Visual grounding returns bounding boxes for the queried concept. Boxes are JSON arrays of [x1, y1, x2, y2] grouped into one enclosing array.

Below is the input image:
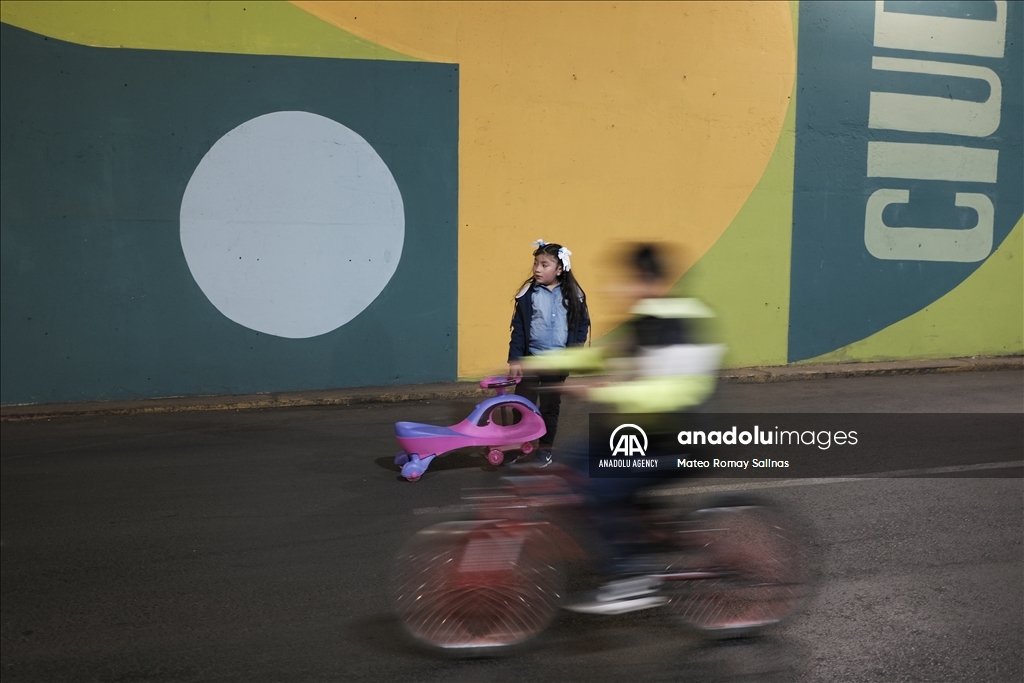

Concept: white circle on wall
[[179, 111, 404, 339]]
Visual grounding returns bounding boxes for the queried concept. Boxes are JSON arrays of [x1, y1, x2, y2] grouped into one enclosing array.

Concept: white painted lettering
[[867, 142, 998, 183], [870, 57, 1001, 137], [873, 0, 1006, 58], [865, 189, 994, 262]]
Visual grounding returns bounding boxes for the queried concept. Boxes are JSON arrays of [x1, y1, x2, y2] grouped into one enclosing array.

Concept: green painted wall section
[[811, 219, 1023, 364], [671, 0, 797, 368], [674, 96, 795, 368], [0, 1, 416, 60]]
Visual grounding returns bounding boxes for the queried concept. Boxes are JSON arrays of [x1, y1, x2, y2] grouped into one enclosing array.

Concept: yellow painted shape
[[0, 0, 415, 60], [809, 219, 1024, 363], [292, 1, 796, 377]]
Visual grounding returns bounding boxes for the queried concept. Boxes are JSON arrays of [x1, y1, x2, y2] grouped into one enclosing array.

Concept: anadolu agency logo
[[609, 424, 648, 457]]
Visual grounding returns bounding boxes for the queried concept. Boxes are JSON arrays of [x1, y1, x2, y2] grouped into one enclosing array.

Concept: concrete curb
[[2, 355, 1020, 422], [718, 355, 1022, 383]]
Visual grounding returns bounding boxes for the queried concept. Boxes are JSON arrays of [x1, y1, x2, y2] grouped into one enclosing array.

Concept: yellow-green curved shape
[[0, 1, 416, 60], [669, 1, 799, 369], [672, 86, 797, 368], [809, 219, 1023, 364]]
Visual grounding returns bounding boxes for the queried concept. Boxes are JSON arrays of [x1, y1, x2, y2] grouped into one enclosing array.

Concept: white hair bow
[[532, 239, 548, 248], [558, 246, 572, 271]]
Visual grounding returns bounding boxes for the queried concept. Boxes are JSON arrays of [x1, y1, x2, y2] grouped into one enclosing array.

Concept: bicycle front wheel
[[391, 520, 565, 655]]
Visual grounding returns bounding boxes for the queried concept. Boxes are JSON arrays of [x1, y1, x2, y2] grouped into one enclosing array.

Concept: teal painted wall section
[[0, 24, 458, 404], [789, 1, 1022, 362]]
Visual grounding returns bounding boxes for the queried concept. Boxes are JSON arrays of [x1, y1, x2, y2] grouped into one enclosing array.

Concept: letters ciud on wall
[[867, 0, 1009, 262]]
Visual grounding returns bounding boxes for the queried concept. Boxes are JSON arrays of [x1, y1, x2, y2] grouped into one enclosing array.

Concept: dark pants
[[516, 373, 567, 447], [560, 435, 704, 577]]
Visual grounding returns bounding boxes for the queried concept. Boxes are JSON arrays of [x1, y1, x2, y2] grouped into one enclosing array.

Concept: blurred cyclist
[[521, 242, 725, 613]]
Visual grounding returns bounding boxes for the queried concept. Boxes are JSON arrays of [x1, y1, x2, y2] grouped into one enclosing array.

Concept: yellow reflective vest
[[525, 297, 725, 413]]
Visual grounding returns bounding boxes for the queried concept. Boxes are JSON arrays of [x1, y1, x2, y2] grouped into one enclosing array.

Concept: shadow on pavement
[[374, 448, 530, 479], [357, 603, 810, 683]]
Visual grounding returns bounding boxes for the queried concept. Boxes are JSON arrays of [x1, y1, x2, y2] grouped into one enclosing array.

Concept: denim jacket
[[508, 282, 590, 362]]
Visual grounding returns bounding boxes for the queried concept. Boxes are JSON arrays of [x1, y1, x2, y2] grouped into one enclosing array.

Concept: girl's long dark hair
[[515, 243, 589, 343]]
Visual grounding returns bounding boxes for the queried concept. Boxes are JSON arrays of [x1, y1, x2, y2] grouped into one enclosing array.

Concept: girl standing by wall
[[508, 240, 590, 465]]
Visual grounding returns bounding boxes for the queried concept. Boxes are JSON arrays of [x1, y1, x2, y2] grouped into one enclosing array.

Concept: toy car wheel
[[394, 451, 410, 466], [405, 471, 422, 482], [486, 449, 505, 466], [520, 442, 534, 455]]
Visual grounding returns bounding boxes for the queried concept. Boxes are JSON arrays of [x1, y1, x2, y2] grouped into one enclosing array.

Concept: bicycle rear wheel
[[391, 521, 565, 655], [665, 500, 811, 635]]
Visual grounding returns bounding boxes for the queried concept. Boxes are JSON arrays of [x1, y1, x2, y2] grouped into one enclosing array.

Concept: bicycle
[[390, 468, 813, 656]]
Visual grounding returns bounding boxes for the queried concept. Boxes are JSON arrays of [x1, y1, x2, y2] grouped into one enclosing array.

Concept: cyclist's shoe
[[564, 575, 666, 615]]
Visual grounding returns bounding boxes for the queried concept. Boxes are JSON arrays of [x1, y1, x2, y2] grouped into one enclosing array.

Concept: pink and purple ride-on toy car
[[393, 377, 547, 481]]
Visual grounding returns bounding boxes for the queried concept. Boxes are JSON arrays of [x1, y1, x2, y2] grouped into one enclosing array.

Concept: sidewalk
[[2, 355, 1020, 421]]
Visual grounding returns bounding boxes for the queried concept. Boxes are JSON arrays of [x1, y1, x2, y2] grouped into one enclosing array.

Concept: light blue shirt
[[528, 283, 569, 355]]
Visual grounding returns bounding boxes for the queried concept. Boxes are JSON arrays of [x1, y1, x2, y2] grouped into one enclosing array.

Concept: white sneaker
[[564, 576, 667, 615]]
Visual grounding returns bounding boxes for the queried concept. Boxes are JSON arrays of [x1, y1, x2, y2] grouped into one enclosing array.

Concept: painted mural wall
[[0, 1, 1020, 405]]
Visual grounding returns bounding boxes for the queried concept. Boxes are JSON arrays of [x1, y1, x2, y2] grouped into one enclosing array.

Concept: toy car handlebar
[[480, 376, 521, 392]]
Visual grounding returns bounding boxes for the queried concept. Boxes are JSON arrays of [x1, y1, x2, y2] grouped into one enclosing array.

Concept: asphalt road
[[2, 371, 1022, 682]]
